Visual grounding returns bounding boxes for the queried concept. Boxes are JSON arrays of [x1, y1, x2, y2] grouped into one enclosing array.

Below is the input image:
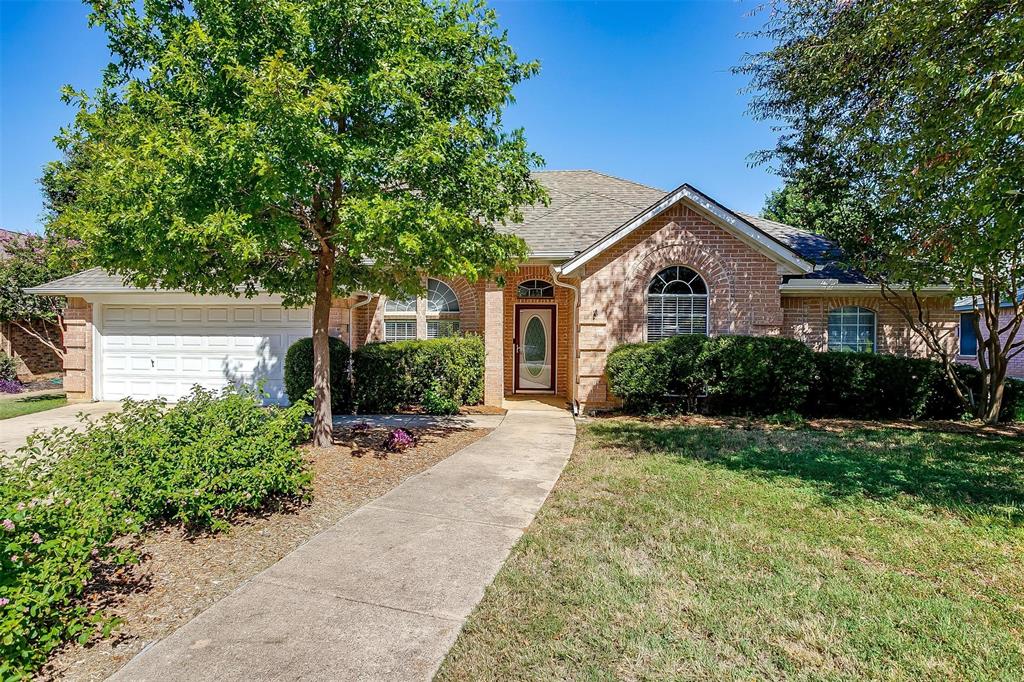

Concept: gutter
[[549, 266, 581, 416], [779, 280, 954, 296]]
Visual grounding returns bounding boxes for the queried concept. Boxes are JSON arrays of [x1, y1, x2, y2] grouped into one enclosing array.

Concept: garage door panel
[[100, 304, 312, 405]]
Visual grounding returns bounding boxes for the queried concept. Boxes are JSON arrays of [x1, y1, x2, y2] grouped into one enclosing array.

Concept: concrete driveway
[[0, 401, 122, 455]]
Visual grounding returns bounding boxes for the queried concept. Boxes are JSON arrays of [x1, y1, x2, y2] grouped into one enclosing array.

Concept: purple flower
[[382, 428, 417, 453], [0, 598, 9, 607], [31, 533, 42, 544], [1, 519, 13, 532], [0, 380, 22, 394]]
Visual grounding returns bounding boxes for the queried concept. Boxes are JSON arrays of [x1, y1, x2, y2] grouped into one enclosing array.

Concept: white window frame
[[383, 278, 461, 341], [645, 266, 710, 342], [827, 306, 877, 353]]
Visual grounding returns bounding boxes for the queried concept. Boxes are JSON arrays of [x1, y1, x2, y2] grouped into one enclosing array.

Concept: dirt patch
[[40, 425, 489, 682]]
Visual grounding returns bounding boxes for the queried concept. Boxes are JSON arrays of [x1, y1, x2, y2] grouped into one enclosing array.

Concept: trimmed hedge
[[353, 336, 484, 414], [284, 337, 352, 414], [606, 334, 1024, 421]]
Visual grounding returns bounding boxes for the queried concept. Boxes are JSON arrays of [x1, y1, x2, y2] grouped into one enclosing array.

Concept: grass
[[0, 393, 67, 420], [437, 417, 1024, 681]]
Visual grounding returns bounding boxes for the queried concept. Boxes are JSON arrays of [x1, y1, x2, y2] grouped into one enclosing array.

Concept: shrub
[[422, 381, 461, 415], [605, 342, 673, 412], [382, 427, 417, 452], [353, 336, 484, 413], [0, 386, 311, 678], [0, 351, 16, 382], [698, 336, 816, 416], [0, 379, 22, 394], [806, 353, 947, 420], [283, 337, 352, 414]]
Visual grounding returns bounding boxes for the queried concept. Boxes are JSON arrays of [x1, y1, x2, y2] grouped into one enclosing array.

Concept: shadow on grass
[[15, 393, 66, 404], [589, 420, 1024, 524]]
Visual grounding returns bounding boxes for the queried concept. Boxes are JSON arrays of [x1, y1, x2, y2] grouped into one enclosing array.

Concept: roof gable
[[555, 183, 815, 276]]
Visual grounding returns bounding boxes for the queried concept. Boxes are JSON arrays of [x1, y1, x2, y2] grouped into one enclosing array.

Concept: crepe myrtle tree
[[50, 0, 545, 445], [741, 0, 1024, 423], [0, 232, 86, 362]]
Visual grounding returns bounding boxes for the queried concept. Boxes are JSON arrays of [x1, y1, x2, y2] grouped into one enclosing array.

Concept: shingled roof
[[499, 170, 666, 257]]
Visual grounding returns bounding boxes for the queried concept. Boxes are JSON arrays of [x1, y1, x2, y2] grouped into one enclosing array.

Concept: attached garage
[[25, 268, 333, 405], [96, 302, 311, 404]]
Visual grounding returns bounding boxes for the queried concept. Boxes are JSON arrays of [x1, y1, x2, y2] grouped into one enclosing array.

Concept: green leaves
[[54, 0, 544, 302], [0, 387, 312, 677]]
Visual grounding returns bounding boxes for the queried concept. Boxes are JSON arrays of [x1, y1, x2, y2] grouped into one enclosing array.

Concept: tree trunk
[[311, 245, 336, 447], [978, 356, 1007, 425]]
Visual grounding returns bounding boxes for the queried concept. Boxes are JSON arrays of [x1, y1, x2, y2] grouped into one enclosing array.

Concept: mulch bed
[[39, 425, 490, 682]]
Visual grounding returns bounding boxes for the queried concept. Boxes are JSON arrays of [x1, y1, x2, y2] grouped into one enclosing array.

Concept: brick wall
[[956, 309, 1024, 379], [501, 265, 572, 398], [781, 295, 958, 357], [0, 320, 63, 380], [62, 297, 93, 402], [575, 201, 785, 409]]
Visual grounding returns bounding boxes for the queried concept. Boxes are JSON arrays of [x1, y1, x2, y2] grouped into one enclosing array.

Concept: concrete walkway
[[0, 401, 121, 454], [112, 398, 576, 682]]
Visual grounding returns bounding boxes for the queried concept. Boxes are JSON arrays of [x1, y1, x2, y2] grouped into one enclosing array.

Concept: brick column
[[482, 280, 504, 407], [63, 297, 93, 402]]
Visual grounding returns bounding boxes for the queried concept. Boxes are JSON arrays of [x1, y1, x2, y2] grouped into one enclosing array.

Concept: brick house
[[30, 170, 973, 412], [953, 292, 1024, 379]]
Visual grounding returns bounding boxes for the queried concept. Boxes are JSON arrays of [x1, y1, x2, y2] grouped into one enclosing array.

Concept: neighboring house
[[28, 170, 961, 412], [953, 291, 1024, 379], [0, 228, 64, 381]]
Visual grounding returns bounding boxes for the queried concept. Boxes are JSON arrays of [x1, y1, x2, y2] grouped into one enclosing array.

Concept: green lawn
[[438, 417, 1024, 681], [0, 394, 67, 420]]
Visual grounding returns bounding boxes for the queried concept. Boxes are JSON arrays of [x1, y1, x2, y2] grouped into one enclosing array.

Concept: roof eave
[[555, 183, 814, 277], [780, 280, 954, 296]]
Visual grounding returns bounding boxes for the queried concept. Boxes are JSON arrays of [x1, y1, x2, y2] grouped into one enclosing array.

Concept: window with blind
[[827, 307, 876, 352], [646, 266, 709, 341], [427, 320, 461, 338], [384, 320, 416, 341]]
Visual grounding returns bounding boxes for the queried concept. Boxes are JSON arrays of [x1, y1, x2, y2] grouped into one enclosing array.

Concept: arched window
[[647, 266, 709, 341], [426, 279, 460, 338], [517, 279, 554, 299], [384, 295, 416, 313], [426, 279, 460, 313], [828, 306, 876, 352]]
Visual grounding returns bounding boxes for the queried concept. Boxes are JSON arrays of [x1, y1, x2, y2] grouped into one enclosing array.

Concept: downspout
[[550, 266, 581, 416]]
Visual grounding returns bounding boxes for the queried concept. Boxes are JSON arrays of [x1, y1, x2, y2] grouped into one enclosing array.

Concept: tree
[[51, 0, 545, 445], [741, 0, 1024, 423], [0, 232, 87, 361], [761, 177, 868, 237]]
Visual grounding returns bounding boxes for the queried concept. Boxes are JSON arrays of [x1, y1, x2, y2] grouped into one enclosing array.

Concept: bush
[[353, 336, 484, 413], [283, 337, 352, 414], [806, 352, 948, 420], [606, 334, 1024, 423], [698, 336, 816, 415], [0, 351, 16, 382], [0, 386, 311, 678], [605, 342, 673, 412]]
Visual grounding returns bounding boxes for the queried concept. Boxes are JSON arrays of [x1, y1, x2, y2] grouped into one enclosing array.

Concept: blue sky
[[0, 0, 780, 234]]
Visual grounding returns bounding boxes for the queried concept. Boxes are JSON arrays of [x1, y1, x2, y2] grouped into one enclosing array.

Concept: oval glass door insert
[[524, 315, 547, 377]]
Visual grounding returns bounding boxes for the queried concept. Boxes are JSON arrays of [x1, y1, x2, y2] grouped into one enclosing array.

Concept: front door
[[515, 305, 555, 392]]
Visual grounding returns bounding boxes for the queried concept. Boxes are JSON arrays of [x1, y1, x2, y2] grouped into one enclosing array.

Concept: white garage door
[[98, 304, 312, 404]]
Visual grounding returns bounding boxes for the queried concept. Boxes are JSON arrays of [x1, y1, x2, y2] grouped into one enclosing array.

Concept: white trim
[[92, 302, 103, 401], [780, 280, 953, 296], [826, 305, 878, 354], [556, 184, 814, 276], [78, 292, 297, 306]]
